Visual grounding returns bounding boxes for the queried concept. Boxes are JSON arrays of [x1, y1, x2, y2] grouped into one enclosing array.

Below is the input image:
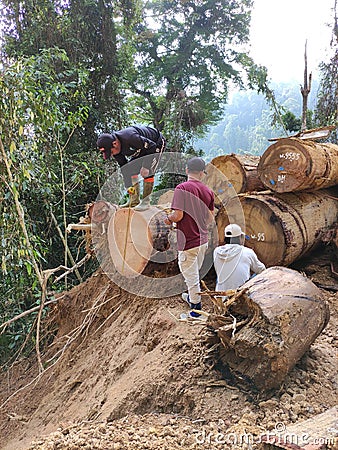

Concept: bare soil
[[0, 244, 337, 450]]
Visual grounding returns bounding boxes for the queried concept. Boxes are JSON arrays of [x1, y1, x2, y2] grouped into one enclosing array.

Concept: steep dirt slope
[[0, 247, 337, 450]]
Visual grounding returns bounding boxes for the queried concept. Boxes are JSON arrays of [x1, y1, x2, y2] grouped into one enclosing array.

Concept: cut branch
[[0, 299, 57, 332], [50, 209, 82, 282]]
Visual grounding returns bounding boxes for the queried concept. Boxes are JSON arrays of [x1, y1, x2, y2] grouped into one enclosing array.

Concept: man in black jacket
[[97, 125, 166, 210]]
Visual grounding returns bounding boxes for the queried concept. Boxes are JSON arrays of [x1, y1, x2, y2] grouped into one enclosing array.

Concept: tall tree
[[129, 0, 261, 149], [0, 0, 137, 138], [1, 0, 266, 150], [315, 0, 338, 143]]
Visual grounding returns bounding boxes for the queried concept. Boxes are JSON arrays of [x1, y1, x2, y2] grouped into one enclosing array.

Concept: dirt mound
[[0, 246, 337, 450]]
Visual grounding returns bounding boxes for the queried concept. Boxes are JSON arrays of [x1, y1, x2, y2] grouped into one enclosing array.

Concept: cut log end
[[258, 138, 338, 193], [206, 267, 329, 391], [205, 154, 265, 202], [107, 206, 173, 278], [216, 190, 338, 267], [208, 154, 247, 193]]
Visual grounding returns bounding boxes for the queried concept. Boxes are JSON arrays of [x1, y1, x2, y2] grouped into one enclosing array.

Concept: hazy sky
[[249, 0, 335, 82]]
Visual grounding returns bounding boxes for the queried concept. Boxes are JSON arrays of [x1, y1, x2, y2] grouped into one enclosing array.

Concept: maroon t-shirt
[[171, 179, 214, 251]]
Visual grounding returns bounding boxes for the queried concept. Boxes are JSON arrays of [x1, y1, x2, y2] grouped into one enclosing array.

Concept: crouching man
[[213, 223, 266, 291]]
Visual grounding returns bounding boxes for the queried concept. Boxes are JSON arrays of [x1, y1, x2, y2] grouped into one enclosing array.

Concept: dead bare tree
[[301, 40, 312, 131]]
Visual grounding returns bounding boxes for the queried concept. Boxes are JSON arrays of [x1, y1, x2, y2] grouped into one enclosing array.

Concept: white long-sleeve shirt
[[213, 244, 266, 291]]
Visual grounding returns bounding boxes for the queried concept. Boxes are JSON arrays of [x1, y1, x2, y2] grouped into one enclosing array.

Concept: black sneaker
[[188, 310, 202, 318], [181, 293, 202, 317]]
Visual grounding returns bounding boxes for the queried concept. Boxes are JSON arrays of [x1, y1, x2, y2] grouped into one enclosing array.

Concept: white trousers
[[178, 243, 208, 304]]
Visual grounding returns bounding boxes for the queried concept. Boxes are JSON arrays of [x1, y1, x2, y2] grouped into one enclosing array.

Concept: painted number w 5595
[[279, 152, 300, 161]]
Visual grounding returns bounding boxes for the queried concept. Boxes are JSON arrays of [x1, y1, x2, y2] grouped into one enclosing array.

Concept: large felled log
[[205, 154, 265, 204], [258, 138, 338, 192], [207, 267, 330, 391], [107, 206, 174, 277], [215, 189, 338, 267]]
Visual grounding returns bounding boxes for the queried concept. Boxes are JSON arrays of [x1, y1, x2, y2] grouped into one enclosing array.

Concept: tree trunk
[[215, 189, 338, 266], [205, 154, 265, 205], [258, 138, 338, 192], [301, 40, 312, 132], [207, 267, 329, 391], [107, 206, 173, 277]]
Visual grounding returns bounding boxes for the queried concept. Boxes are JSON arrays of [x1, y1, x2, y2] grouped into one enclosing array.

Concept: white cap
[[224, 223, 245, 237]]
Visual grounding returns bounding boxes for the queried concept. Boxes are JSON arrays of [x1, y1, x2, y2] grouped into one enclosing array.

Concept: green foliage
[[0, 0, 268, 151], [0, 0, 137, 362], [281, 110, 315, 134], [0, 0, 136, 136], [281, 111, 302, 133], [0, 49, 99, 362], [127, 0, 262, 150]]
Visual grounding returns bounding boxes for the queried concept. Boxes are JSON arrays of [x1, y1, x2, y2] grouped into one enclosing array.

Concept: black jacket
[[113, 126, 165, 169]]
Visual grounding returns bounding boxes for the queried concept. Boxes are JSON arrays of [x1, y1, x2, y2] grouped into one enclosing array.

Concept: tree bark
[[258, 138, 338, 192], [215, 189, 338, 266], [207, 267, 329, 391]]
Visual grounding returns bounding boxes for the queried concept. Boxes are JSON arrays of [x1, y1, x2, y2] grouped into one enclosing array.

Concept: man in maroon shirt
[[164, 157, 214, 318]]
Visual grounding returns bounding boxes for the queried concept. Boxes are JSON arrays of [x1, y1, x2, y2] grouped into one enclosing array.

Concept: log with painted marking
[[205, 154, 265, 205], [258, 138, 338, 192], [215, 189, 338, 267]]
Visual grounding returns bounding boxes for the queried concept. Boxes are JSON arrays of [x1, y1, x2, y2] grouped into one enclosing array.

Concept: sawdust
[[0, 245, 337, 450]]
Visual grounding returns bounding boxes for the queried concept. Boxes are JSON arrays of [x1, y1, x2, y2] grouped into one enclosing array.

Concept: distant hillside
[[197, 80, 319, 159]]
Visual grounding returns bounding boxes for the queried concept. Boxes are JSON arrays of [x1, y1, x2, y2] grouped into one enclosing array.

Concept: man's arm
[[250, 251, 266, 274], [164, 184, 187, 225], [164, 209, 184, 225], [113, 152, 128, 167], [206, 208, 215, 227]]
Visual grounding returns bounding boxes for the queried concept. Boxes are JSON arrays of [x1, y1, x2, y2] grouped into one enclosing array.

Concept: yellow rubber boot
[[120, 179, 140, 208]]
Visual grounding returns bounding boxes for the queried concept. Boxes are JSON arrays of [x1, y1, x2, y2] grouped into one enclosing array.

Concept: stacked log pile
[[214, 138, 338, 267], [69, 138, 337, 273], [216, 189, 338, 267]]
